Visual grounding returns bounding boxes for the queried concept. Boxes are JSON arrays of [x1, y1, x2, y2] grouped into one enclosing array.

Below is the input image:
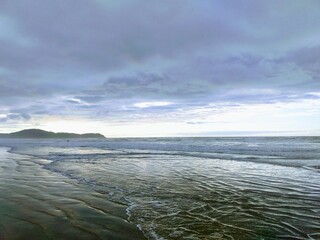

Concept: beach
[[2, 1, 319, 239], [0, 137, 320, 239], [0, 146, 145, 240]]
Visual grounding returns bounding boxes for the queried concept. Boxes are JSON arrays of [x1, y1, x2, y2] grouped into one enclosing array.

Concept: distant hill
[[0, 129, 105, 139]]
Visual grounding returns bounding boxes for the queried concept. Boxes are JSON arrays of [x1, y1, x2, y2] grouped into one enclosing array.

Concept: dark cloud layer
[[0, 0, 320, 130]]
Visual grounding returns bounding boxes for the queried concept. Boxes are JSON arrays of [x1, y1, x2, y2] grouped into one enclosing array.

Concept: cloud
[[133, 101, 174, 109], [0, 113, 31, 123], [0, 0, 320, 134]]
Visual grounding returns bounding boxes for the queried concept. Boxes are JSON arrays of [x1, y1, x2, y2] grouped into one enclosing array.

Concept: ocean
[[0, 137, 319, 239]]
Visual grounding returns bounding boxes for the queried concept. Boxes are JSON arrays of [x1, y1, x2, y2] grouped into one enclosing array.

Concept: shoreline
[[1, 138, 319, 239], [0, 147, 146, 240]]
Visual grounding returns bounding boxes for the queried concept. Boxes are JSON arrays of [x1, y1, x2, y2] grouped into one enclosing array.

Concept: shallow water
[[0, 137, 320, 239], [0, 147, 144, 240]]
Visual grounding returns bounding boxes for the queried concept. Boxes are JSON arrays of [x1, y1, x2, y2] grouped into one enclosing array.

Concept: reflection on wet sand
[[1, 137, 320, 240], [0, 147, 145, 240]]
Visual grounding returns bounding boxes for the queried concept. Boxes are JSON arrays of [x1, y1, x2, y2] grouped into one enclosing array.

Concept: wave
[[1, 138, 320, 239]]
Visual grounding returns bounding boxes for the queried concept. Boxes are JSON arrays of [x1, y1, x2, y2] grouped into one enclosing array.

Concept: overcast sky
[[0, 0, 320, 137]]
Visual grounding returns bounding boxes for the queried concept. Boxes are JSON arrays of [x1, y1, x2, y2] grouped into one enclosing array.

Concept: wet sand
[[1, 137, 320, 239], [0, 147, 145, 240]]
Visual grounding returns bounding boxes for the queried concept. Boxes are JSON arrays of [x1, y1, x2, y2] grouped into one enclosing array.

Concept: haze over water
[[1, 137, 319, 239]]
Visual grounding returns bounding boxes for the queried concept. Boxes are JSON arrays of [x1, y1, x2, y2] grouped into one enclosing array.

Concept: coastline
[[0, 146, 146, 240], [1, 137, 319, 239]]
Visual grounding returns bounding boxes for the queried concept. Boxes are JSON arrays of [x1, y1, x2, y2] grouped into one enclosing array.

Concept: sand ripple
[[0, 147, 145, 240]]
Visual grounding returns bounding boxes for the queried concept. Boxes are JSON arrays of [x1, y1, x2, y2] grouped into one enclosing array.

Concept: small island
[[0, 129, 105, 139]]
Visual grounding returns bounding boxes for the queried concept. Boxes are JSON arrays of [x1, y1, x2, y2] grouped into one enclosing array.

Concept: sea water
[[0, 137, 319, 239]]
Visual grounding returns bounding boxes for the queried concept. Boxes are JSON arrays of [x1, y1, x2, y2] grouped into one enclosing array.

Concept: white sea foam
[[1, 137, 320, 239]]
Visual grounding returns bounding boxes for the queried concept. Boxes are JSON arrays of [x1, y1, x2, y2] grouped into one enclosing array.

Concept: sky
[[0, 0, 320, 137]]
